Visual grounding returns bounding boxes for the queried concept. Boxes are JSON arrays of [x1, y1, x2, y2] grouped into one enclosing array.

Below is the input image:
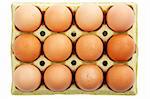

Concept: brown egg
[[75, 64, 103, 91], [12, 34, 41, 62], [13, 64, 41, 92], [44, 4, 72, 32], [107, 34, 135, 61], [43, 34, 72, 62], [76, 35, 103, 61], [106, 64, 135, 92], [14, 4, 42, 32], [75, 4, 103, 32], [107, 4, 134, 32], [44, 64, 72, 91]]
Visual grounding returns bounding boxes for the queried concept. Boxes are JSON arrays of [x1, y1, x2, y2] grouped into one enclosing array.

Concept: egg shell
[[75, 64, 103, 91], [12, 34, 41, 62], [106, 64, 135, 92], [76, 35, 103, 61], [44, 64, 72, 91], [75, 4, 103, 32], [13, 64, 41, 92], [107, 34, 136, 62], [14, 4, 42, 32], [106, 4, 134, 32], [43, 34, 72, 62], [44, 4, 72, 32]]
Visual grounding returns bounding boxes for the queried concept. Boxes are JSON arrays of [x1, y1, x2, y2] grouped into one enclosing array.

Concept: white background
[[0, 0, 149, 98]]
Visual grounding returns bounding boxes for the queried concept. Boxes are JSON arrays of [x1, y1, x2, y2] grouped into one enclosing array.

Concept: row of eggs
[[13, 63, 135, 93], [14, 4, 134, 33], [12, 33, 136, 62]]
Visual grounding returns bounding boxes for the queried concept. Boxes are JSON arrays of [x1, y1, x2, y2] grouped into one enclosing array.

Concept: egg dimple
[[14, 4, 42, 32]]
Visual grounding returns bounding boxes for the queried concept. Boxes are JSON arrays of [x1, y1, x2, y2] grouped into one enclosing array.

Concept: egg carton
[[11, 2, 138, 95]]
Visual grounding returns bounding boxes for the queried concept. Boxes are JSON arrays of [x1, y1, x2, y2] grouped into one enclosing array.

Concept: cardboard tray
[[11, 2, 138, 95]]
